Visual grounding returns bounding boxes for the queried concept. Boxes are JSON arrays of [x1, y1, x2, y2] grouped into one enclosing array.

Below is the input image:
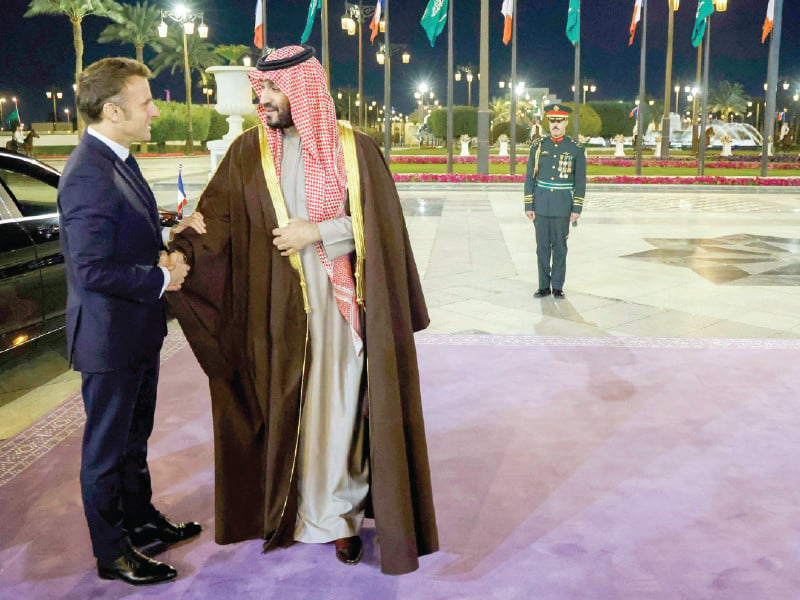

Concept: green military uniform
[[524, 115, 586, 294]]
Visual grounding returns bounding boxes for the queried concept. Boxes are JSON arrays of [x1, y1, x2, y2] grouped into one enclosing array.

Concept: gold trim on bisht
[[258, 124, 310, 313], [337, 120, 366, 306]]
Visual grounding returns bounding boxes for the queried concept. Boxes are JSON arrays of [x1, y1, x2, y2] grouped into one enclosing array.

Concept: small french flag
[[177, 168, 188, 218], [629, 105, 639, 118]]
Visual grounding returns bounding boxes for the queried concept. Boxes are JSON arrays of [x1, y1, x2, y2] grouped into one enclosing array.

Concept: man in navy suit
[[58, 57, 202, 586]]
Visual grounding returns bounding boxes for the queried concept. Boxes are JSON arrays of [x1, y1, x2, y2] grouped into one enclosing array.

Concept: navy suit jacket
[[58, 133, 167, 372]]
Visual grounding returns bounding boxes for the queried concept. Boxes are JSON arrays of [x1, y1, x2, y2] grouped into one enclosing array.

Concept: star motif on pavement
[[622, 234, 800, 285]]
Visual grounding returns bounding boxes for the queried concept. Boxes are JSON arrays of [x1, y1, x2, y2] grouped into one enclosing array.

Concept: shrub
[[561, 102, 602, 138], [427, 106, 478, 139], [591, 101, 635, 137], [206, 109, 229, 141], [150, 100, 211, 148], [491, 121, 531, 143]]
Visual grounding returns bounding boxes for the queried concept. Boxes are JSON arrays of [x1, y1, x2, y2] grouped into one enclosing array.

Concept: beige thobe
[[280, 132, 369, 543]]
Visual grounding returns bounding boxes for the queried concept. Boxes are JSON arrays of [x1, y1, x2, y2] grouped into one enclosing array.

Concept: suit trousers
[[79, 354, 160, 562], [534, 215, 570, 290]]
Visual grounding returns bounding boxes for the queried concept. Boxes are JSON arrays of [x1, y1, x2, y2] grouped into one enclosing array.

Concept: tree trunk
[[72, 18, 86, 136], [136, 43, 144, 64]]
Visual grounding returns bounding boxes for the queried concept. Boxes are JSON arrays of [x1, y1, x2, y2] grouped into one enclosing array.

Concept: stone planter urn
[[651, 135, 662, 158], [613, 135, 625, 157], [459, 135, 471, 157], [720, 137, 733, 157], [497, 135, 509, 157], [205, 66, 257, 173]]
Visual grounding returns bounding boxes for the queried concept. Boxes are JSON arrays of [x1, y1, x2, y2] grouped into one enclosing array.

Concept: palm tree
[[150, 26, 221, 153], [25, 0, 122, 83], [150, 28, 221, 94], [490, 97, 535, 128], [25, 0, 122, 133], [711, 81, 749, 122], [98, 1, 163, 64], [214, 44, 251, 66]]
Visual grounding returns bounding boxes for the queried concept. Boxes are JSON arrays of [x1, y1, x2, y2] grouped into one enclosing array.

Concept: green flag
[[566, 0, 580, 46], [420, 0, 448, 48], [691, 0, 715, 47], [300, 0, 320, 45], [6, 109, 18, 129]]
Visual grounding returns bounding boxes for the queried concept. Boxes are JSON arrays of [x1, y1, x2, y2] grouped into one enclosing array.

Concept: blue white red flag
[[370, 0, 383, 43], [629, 105, 639, 118], [177, 169, 188, 218]]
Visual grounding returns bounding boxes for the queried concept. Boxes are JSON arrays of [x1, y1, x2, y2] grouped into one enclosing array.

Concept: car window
[[0, 168, 58, 218], [0, 178, 24, 220]]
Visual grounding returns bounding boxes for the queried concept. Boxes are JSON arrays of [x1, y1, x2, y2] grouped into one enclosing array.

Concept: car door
[[0, 156, 63, 358], [0, 182, 45, 358]]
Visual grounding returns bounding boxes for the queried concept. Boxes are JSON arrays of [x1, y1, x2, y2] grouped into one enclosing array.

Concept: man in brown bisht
[[168, 45, 438, 574]]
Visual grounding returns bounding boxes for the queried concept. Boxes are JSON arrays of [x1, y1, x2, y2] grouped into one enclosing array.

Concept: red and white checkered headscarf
[[248, 46, 361, 343]]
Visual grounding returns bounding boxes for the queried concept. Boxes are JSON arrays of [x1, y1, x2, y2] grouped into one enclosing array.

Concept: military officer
[[524, 104, 586, 299]]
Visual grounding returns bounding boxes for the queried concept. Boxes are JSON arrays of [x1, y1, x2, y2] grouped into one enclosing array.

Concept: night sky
[[0, 0, 798, 125]]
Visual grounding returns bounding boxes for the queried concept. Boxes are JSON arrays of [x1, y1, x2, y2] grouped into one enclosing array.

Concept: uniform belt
[[535, 181, 573, 190]]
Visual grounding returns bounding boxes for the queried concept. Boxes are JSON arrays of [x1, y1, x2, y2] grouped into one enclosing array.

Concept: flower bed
[[393, 173, 800, 186], [391, 154, 800, 167], [588, 157, 799, 169], [391, 155, 527, 164]]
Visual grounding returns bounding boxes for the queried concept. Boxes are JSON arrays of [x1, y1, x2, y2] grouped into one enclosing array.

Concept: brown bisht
[[168, 125, 438, 574]]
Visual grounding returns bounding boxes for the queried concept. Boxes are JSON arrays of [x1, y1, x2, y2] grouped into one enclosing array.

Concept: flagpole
[[383, 0, 392, 159], [261, 1, 268, 56], [322, 0, 330, 85], [358, 0, 364, 126], [572, 39, 580, 139], [446, 0, 454, 175], [635, 0, 647, 176], [761, 0, 783, 176], [661, 0, 675, 159], [697, 16, 711, 176], [509, 0, 518, 176], [477, 0, 490, 175]]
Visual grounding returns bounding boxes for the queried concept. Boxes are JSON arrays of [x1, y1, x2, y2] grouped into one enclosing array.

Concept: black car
[[0, 149, 178, 385]]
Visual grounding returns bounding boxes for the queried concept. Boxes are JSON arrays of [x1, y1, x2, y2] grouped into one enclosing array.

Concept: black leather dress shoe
[[534, 288, 551, 298], [128, 513, 202, 547], [97, 543, 177, 586], [552, 289, 566, 298], [334, 536, 363, 565]]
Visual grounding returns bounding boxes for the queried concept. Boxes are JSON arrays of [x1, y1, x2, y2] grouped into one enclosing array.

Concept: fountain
[[671, 120, 763, 150]]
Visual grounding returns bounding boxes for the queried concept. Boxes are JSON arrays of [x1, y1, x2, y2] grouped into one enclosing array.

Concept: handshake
[[159, 251, 190, 292], [159, 211, 206, 292]]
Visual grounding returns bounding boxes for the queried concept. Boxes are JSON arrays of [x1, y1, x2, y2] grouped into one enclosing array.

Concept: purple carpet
[[2, 332, 800, 599]]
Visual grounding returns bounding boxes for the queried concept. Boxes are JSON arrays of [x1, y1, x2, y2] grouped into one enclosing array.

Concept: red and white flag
[[762, 0, 774, 43], [501, 0, 513, 46], [254, 0, 263, 49], [629, 0, 642, 46], [176, 170, 188, 218], [370, 0, 383, 44]]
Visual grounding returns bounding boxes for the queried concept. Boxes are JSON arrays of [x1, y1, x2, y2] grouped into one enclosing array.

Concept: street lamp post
[[341, 1, 375, 127], [0, 98, 5, 130], [158, 6, 209, 155], [674, 85, 680, 116], [46, 90, 63, 128], [454, 66, 475, 106], [661, 0, 679, 159], [582, 83, 596, 104], [202, 87, 213, 106], [376, 34, 411, 158]]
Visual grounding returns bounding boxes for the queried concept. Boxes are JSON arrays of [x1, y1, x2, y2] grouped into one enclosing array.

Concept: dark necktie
[[124, 154, 158, 221], [125, 153, 146, 183]]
